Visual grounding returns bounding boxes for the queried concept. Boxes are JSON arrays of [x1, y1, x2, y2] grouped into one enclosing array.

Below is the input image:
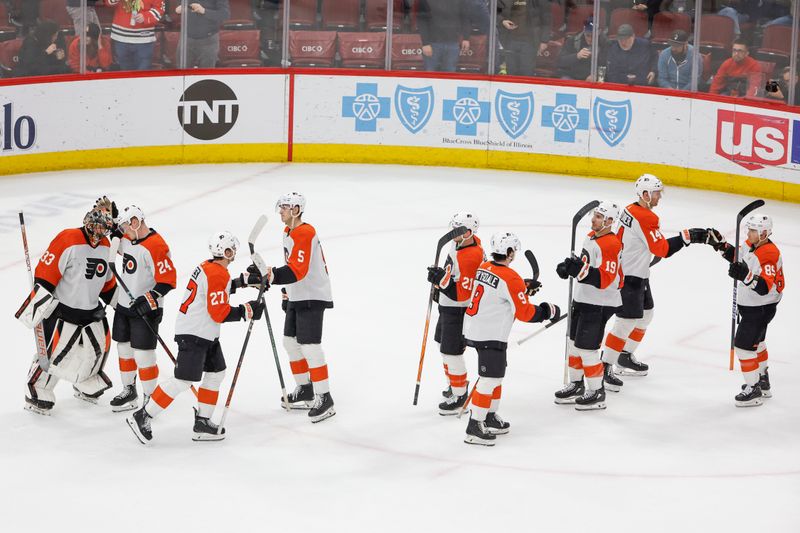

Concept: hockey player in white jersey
[[16, 201, 118, 414], [109, 205, 177, 412], [462, 232, 561, 446], [126, 231, 264, 444]]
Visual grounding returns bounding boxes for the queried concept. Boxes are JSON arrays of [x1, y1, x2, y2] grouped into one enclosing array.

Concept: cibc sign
[[1, 103, 36, 152]]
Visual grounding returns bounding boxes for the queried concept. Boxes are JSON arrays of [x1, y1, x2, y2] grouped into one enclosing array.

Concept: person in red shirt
[[68, 23, 113, 73], [709, 39, 763, 97]]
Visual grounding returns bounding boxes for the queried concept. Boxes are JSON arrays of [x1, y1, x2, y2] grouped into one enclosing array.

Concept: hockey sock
[[197, 371, 225, 419], [756, 342, 768, 375], [443, 354, 468, 396], [603, 317, 638, 365], [118, 342, 137, 387], [623, 309, 654, 354], [489, 385, 502, 413], [578, 347, 603, 391], [471, 377, 501, 422], [735, 348, 760, 386], [302, 343, 329, 395], [283, 336, 310, 386], [134, 349, 158, 396], [146, 378, 191, 417], [567, 339, 584, 383]]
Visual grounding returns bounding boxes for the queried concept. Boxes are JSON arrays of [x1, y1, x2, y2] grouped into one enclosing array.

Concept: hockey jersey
[[281, 223, 333, 306], [117, 230, 176, 309], [107, 0, 164, 44], [573, 231, 624, 307], [34, 228, 116, 314], [174, 260, 233, 341], [463, 261, 539, 347], [438, 236, 485, 308], [617, 203, 670, 279], [737, 240, 785, 307]]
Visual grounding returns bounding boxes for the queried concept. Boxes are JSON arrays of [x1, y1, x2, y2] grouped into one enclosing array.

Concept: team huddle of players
[[428, 174, 785, 446], [14, 175, 785, 448], [15, 192, 335, 445]]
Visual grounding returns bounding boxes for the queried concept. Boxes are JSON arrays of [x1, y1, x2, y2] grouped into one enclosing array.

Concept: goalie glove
[[16, 284, 59, 328]]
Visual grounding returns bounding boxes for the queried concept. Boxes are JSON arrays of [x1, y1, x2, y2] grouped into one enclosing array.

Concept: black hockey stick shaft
[[729, 199, 765, 370], [564, 200, 600, 383], [413, 225, 470, 405], [19, 212, 50, 371], [524, 250, 539, 282], [517, 313, 566, 345]]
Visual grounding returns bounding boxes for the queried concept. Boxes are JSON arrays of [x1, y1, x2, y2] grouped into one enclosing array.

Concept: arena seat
[[699, 14, 735, 55], [338, 31, 385, 68], [289, 30, 337, 67], [755, 25, 792, 65], [390, 32, 423, 70], [321, 0, 359, 31], [566, 5, 602, 36], [650, 12, 692, 46], [218, 29, 261, 67], [0, 36, 22, 76], [550, 2, 564, 39], [222, 0, 256, 29], [534, 40, 561, 78], [161, 30, 179, 67], [285, 0, 317, 29], [365, 0, 403, 32], [608, 8, 648, 39], [96, 3, 115, 31], [457, 34, 487, 73], [0, 2, 16, 38], [39, 0, 74, 33]]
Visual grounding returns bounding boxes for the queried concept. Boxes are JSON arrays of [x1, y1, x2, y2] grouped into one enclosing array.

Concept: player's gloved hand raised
[[562, 256, 583, 278], [427, 266, 445, 285], [728, 261, 754, 285], [94, 196, 118, 219], [681, 228, 708, 245], [707, 228, 726, 251], [541, 302, 561, 322], [524, 279, 541, 296], [555, 261, 569, 280], [132, 291, 159, 316], [242, 299, 265, 321]]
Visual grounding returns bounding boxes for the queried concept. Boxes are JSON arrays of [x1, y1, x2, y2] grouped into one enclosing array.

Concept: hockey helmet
[[595, 201, 620, 223], [449, 212, 480, 234], [209, 230, 240, 259], [116, 205, 145, 227], [83, 206, 113, 243], [490, 232, 521, 257], [275, 192, 306, 214], [634, 174, 664, 199], [745, 213, 773, 238]]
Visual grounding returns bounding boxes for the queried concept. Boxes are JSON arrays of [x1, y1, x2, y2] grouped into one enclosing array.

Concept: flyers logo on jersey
[[85, 258, 107, 279], [122, 253, 137, 274], [715, 110, 789, 171]]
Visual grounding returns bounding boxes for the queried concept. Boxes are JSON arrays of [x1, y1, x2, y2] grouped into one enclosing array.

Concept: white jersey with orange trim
[[439, 236, 486, 308], [574, 231, 624, 307], [738, 240, 785, 307], [463, 261, 538, 345], [174, 260, 233, 342], [117, 230, 177, 308], [617, 203, 670, 279], [34, 228, 116, 311], [282, 223, 333, 304]]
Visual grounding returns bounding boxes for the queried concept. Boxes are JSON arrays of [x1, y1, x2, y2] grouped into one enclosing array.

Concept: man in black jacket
[[605, 24, 655, 86], [557, 17, 606, 80], [417, 0, 472, 72], [175, 0, 231, 68], [497, 0, 552, 76]]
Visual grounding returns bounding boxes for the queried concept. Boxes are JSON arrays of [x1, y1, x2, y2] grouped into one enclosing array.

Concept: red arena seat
[[457, 34, 487, 73], [550, 2, 564, 38], [756, 24, 792, 64], [289, 30, 337, 67], [338, 31, 386, 68], [650, 12, 692, 45], [223, 0, 256, 30], [321, 0, 360, 31], [391, 33, 423, 70], [218, 29, 261, 67], [161, 30, 179, 67], [566, 5, 602, 36], [365, 0, 403, 32], [534, 40, 562, 77], [0, 37, 22, 76], [608, 8, 648, 38], [699, 14, 735, 54], [0, 2, 16, 37], [39, 0, 75, 33], [286, 0, 318, 29]]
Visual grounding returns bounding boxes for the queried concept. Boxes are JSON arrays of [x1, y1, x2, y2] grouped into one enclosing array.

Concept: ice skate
[[73, 386, 101, 405], [484, 412, 510, 435], [282, 383, 314, 410], [126, 408, 153, 445], [24, 396, 53, 416], [192, 408, 225, 441], [735, 384, 763, 407], [438, 390, 468, 416], [110, 384, 138, 413], [603, 362, 623, 392], [464, 418, 496, 446], [743, 371, 771, 399], [442, 385, 453, 398], [616, 351, 648, 376], [308, 392, 336, 423], [554, 380, 585, 404], [575, 387, 607, 411]]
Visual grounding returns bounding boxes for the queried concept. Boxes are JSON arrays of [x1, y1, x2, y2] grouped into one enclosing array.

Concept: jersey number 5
[[466, 285, 484, 317], [179, 280, 198, 314]]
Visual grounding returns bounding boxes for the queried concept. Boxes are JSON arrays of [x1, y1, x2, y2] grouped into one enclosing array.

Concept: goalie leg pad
[[49, 319, 110, 385], [16, 284, 59, 329]]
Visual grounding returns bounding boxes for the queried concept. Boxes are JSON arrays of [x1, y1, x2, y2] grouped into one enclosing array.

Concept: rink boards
[[1, 70, 799, 202]]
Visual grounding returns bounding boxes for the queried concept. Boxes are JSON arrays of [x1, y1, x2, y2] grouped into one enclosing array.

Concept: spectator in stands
[[107, 0, 165, 71], [709, 38, 762, 97], [605, 24, 655, 85], [10, 0, 40, 35], [68, 22, 112, 72], [657, 30, 698, 91], [497, 0, 551, 76], [632, 0, 666, 32], [557, 17, 607, 81], [66, 0, 102, 36], [416, 0, 471, 73], [175, 1, 230, 68], [253, 0, 281, 66], [17, 20, 70, 76], [765, 66, 799, 106]]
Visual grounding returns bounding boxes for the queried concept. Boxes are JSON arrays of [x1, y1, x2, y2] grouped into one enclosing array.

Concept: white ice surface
[[0, 163, 798, 532]]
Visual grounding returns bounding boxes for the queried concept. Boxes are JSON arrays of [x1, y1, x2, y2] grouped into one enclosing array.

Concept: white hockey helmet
[[208, 230, 240, 259], [489, 231, 521, 256], [744, 213, 773, 238], [449, 212, 479, 234], [275, 192, 306, 214], [116, 205, 145, 227], [634, 174, 664, 199], [595, 201, 620, 223]]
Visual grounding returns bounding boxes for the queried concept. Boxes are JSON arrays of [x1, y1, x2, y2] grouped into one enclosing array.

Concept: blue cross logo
[[443, 87, 490, 136], [342, 83, 391, 132], [542, 93, 589, 143]]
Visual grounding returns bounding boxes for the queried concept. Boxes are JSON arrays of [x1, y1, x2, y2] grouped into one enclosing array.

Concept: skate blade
[[735, 398, 764, 408], [575, 402, 607, 411], [464, 435, 495, 446], [554, 397, 579, 405], [111, 402, 138, 413], [615, 367, 648, 377], [439, 408, 464, 416], [24, 403, 52, 416], [310, 408, 336, 424], [125, 417, 151, 446], [192, 433, 226, 442], [282, 401, 312, 411], [487, 427, 510, 435], [73, 391, 99, 405], [603, 383, 621, 392], [761, 390, 773, 399]]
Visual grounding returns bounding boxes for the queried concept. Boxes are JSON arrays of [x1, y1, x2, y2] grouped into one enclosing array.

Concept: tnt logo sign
[[1, 103, 36, 152], [716, 110, 788, 171], [177, 79, 239, 141]]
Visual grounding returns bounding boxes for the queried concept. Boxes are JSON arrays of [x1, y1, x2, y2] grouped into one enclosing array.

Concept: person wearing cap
[[709, 38, 762, 97], [605, 23, 656, 86], [656, 29, 699, 91], [497, 0, 552, 76], [557, 17, 608, 81], [68, 22, 113, 73]]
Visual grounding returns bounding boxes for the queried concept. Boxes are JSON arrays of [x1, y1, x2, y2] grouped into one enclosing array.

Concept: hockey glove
[[233, 270, 266, 291], [563, 256, 583, 278], [524, 279, 542, 296], [281, 288, 288, 312], [707, 228, 726, 251], [539, 302, 561, 322], [555, 261, 569, 280], [426, 266, 446, 285], [728, 261, 755, 285], [242, 299, 265, 321], [132, 291, 160, 316], [681, 228, 709, 245]]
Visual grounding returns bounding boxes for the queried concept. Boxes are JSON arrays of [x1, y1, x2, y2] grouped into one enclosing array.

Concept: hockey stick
[[218, 216, 269, 433], [413, 225, 470, 406], [524, 250, 539, 283], [19, 212, 50, 372], [516, 314, 566, 345], [457, 378, 478, 419], [107, 237, 198, 399], [248, 216, 290, 410], [729, 199, 765, 371], [563, 200, 600, 384]]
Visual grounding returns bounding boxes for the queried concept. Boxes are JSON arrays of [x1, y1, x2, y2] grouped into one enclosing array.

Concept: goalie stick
[[19, 212, 50, 372]]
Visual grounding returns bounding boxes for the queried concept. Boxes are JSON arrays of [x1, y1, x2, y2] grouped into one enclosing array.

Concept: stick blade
[[524, 250, 539, 281], [736, 199, 766, 224], [573, 200, 600, 224], [248, 215, 269, 253]]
